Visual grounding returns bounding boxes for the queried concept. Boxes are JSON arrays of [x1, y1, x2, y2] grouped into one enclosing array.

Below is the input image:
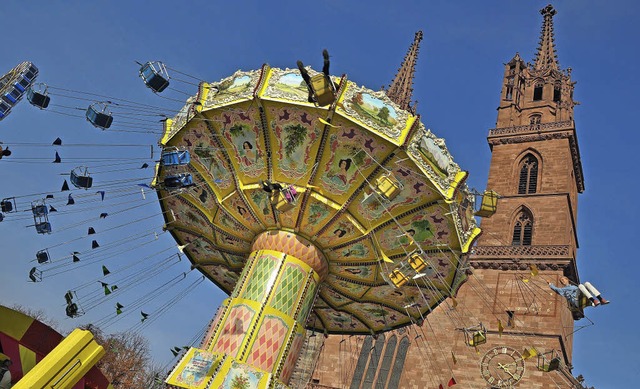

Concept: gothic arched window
[[518, 154, 539, 194], [533, 81, 544, 101], [512, 209, 533, 246]]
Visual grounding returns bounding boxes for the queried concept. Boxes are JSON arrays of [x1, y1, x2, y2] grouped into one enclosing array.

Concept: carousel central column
[[166, 231, 327, 389]]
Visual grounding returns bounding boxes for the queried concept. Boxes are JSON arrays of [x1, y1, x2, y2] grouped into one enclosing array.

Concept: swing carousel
[[155, 61, 483, 389]]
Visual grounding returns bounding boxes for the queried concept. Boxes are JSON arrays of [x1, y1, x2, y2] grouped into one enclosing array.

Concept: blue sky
[[0, 1, 637, 387]]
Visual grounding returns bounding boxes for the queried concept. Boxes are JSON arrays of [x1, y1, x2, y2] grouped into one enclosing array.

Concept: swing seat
[[65, 303, 79, 318], [70, 168, 93, 189], [161, 148, 191, 166], [164, 173, 194, 189], [23, 63, 38, 82], [274, 188, 297, 212], [139, 62, 170, 93], [1, 199, 14, 213], [541, 357, 561, 372], [474, 190, 499, 218], [375, 175, 401, 201], [35, 222, 52, 234], [29, 267, 42, 282], [27, 88, 50, 109], [32, 204, 48, 217], [464, 324, 487, 347], [36, 250, 49, 264], [310, 74, 335, 106], [568, 294, 588, 320], [408, 253, 428, 273], [86, 103, 113, 129], [468, 331, 486, 347], [389, 269, 409, 288]]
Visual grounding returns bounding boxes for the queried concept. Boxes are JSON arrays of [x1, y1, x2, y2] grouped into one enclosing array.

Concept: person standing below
[[0, 355, 12, 389], [549, 276, 610, 308]]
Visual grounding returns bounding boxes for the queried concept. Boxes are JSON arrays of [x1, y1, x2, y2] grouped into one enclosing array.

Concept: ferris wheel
[[0, 61, 38, 121]]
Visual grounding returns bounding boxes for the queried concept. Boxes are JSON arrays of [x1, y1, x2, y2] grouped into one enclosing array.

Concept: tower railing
[[489, 120, 573, 137]]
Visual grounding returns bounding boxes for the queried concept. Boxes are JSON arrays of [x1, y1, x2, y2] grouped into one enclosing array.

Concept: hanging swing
[[537, 350, 562, 372], [273, 185, 298, 213], [26, 83, 50, 109], [36, 249, 50, 264], [70, 166, 93, 189], [139, 61, 170, 93], [389, 269, 410, 288], [463, 323, 487, 347], [86, 102, 113, 129], [1, 197, 16, 213], [161, 147, 190, 166], [474, 190, 499, 218], [164, 173, 194, 190]]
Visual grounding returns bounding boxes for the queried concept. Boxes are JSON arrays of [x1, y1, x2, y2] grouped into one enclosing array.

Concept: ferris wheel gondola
[[0, 61, 38, 121]]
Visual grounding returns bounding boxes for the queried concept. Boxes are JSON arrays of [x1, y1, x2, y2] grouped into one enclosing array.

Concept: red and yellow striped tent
[[0, 305, 112, 388]]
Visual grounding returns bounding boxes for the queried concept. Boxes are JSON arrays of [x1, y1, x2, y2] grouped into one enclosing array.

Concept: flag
[[53, 151, 61, 163], [141, 311, 149, 322], [88, 227, 96, 235], [451, 351, 457, 365], [67, 194, 74, 205], [116, 303, 124, 315], [92, 240, 99, 249], [61, 180, 70, 191], [99, 212, 108, 218], [72, 252, 80, 262], [498, 319, 504, 336], [52, 137, 62, 145], [100, 282, 111, 296], [102, 265, 110, 276], [448, 377, 457, 387], [96, 191, 105, 201]]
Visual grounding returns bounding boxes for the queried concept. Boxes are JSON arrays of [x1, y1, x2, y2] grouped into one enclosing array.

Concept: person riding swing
[[549, 276, 610, 308]]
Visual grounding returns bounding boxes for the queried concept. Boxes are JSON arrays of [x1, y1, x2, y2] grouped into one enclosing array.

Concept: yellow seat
[[474, 190, 499, 218], [310, 74, 335, 106], [389, 269, 409, 288], [274, 191, 296, 212], [408, 253, 427, 273], [375, 175, 401, 201], [464, 324, 487, 347]]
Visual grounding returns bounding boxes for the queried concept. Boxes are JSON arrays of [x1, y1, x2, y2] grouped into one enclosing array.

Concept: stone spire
[[533, 4, 560, 71], [386, 30, 423, 114]]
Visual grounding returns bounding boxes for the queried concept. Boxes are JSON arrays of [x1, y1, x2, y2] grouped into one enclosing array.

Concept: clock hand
[[497, 363, 516, 379]]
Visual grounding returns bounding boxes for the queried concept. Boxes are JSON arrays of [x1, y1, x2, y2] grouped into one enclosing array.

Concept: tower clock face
[[480, 346, 525, 387]]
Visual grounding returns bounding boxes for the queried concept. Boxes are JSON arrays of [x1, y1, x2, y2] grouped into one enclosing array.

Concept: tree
[[82, 324, 155, 389], [377, 106, 390, 122]]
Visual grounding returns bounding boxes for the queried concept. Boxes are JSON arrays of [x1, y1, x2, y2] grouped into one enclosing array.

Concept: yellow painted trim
[[256, 65, 273, 98], [160, 118, 173, 146], [461, 227, 482, 254], [395, 114, 417, 146], [14, 329, 104, 389], [0, 306, 34, 341], [445, 170, 468, 203], [196, 82, 211, 112], [309, 191, 342, 210], [345, 213, 366, 235], [150, 162, 160, 188]]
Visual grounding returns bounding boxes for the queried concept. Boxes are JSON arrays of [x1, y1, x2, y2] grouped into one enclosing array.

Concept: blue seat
[[139, 62, 170, 93], [35, 221, 52, 234], [161, 149, 190, 166], [0, 101, 10, 119], [86, 103, 113, 129], [14, 76, 31, 93]]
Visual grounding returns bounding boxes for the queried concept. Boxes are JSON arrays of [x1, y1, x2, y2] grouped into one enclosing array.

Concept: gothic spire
[[533, 4, 560, 71], [386, 30, 423, 114]]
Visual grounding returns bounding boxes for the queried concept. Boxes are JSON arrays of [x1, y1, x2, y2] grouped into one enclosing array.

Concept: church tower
[[297, 5, 588, 388]]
